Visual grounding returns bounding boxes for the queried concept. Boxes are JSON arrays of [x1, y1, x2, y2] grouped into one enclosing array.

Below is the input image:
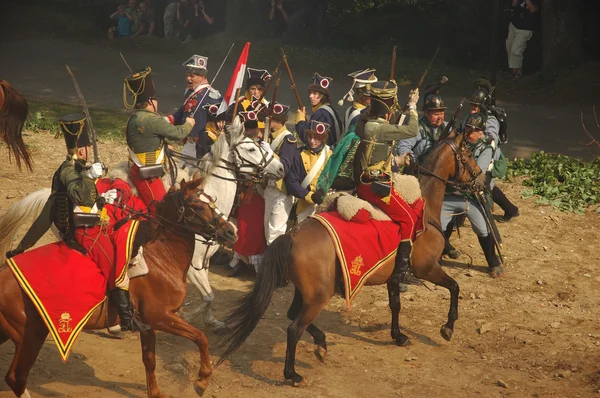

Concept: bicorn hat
[[239, 110, 259, 129], [203, 103, 227, 122], [308, 73, 332, 97], [246, 68, 271, 89], [306, 120, 331, 142], [338, 68, 378, 106], [270, 102, 290, 123]]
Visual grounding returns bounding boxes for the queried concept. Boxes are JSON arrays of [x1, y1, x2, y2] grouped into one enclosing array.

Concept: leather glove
[[394, 152, 413, 167], [6, 248, 24, 259], [407, 88, 419, 109], [86, 162, 104, 179], [259, 140, 273, 155], [101, 188, 118, 205], [311, 188, 326, 205]]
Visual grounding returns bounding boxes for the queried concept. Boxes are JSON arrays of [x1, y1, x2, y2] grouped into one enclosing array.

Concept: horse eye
[[248, 147, 256, 152]]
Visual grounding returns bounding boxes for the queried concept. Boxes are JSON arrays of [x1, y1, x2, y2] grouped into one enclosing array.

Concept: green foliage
[[24, 110, 60, 136], [507, 151, 600, 214]]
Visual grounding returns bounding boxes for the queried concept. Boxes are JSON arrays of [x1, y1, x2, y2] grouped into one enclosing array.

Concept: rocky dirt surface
[[0, 132, 599, 397]]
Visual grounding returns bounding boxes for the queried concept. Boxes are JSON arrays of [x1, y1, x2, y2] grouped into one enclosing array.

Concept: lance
[[120, 52, 133, 73], [390, 45, 397, 81], [65, 64, 100, 163]]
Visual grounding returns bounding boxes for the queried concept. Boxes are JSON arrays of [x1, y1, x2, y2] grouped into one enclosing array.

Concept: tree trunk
[[542, 0, 583, 71]]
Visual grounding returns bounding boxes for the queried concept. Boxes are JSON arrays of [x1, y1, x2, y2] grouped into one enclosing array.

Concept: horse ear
[[189, 178, 204, 191], [179, 178, 187, 189], [192, 171, 202, 181]]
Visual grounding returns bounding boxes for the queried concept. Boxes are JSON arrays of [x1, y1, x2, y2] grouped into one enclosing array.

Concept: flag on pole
[[218, 42, 251, 114]]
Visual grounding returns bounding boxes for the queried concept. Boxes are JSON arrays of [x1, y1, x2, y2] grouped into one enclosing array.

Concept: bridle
[[417, 135, 482, 192], [172, 188, 230, 243]]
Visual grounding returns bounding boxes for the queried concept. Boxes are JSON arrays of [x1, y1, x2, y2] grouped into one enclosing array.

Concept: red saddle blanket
[[6, 242, 106, 362], [312, 210, 423, 309]]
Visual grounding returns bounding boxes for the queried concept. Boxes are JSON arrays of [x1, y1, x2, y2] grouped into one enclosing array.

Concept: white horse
[[0, 117, 284, 330]]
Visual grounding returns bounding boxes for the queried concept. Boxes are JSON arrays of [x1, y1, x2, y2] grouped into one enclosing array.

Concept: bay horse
[[0, 178, 237, 397], [0, 80, 32, 171], [218, 132, 484, 385]]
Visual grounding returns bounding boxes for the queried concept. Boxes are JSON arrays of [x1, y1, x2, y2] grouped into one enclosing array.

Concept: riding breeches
[[440, 195, 490, 237], [263, 186, 294, 245], [130, 164, 166, 208]]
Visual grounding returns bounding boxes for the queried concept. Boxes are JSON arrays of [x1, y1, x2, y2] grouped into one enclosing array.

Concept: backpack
[[491, 151, 507, 179], [489, 106, 508, 144]]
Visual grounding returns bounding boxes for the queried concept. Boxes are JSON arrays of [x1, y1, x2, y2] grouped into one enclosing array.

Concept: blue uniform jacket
[[285, 145, 314, 199], [397, 117, 447, 162], [168, 85, 222, 140], [296, 105, 342, 147]]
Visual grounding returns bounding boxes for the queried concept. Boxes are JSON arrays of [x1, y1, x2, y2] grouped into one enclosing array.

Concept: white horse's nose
[[277, 164, 284, 178]]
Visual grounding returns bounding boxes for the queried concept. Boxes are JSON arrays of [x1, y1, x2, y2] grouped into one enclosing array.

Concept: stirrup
[[396, 271, 423, 286]]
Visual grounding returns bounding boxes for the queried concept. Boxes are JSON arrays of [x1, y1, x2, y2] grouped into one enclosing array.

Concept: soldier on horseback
[[6, 115, 151, 332], [196, 103, 227, 158], [338, 68, 378, 133], [124, 67, 195, 207], [353, 80, 423, 286]]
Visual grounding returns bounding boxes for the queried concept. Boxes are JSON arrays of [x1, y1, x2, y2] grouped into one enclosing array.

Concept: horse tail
[[0, 188, 51, 264], [217, 233, 293, 364], [0, 80, 32, 171]]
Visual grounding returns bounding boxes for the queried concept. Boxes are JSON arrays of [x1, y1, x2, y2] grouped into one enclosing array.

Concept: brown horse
[[0, 80, 32, 171], [0, 178, 237, 397], [218, 132, 484, 385]]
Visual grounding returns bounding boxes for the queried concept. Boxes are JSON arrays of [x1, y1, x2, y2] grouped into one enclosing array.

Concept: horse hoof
[[391, 329, 401, 340], [286, 373, 305, 387], [314, 346, 327, 363], [440, 326, 454, 341], [395, 334, 410, 347], [194, 379, 208, 396]]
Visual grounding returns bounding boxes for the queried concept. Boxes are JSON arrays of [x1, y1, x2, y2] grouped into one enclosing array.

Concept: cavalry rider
[[397, 91, 448, 164], [353, 80, 422, 287], [467, 80, 519, 223], [338, 68, 378, 133], [124, 67, 196, 207], [441, 112, 503, 276], [165, 55, 222, 160], [230, 68, 272, 133], [196, 103, 227, 158], [264, 102, 296, 245], [285, 120, 333, 223], [6, 115, 150, 332], [296, 73, 343, 147]]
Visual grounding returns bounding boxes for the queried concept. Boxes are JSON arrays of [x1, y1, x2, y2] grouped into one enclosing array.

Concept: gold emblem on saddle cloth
[[350, 255, 365, 276], [58, 312, 73, 333]]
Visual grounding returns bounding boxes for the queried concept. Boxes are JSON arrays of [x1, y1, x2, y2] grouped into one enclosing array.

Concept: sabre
[[190, 42, 236, 117], [65, 64, 100, 163], [120, 52, 133, 73]]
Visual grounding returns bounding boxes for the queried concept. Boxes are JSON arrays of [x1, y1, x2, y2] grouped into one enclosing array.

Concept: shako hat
[[59, 113, 91, 149], [368, 80, 399, 116], [123, 66, 156, 109]]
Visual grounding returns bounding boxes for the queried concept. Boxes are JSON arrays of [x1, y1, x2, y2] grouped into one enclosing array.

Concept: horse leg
[[287, 288, 327, 363], [140, 329, 161, 398], [185, 267, 226, 331], [420, 263, 459, 341], [284, 294, 328, 386], [153, 313, 212, 396], [5, 328, 47, 397], [387, 279, 409, 346]]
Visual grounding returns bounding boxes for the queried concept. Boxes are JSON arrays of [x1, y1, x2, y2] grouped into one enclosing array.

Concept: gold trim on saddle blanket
[[6, 257, 105, 363], [311, 214, 397, 309], [115, 219, 140, 289]]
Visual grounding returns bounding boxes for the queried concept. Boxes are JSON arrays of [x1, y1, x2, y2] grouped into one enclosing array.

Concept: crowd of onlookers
[[107, 0, 327, 45]]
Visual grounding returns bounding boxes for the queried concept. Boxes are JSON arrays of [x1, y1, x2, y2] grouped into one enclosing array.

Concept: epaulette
[[208, 87, 221, 100], [285, 135, 298, 144]]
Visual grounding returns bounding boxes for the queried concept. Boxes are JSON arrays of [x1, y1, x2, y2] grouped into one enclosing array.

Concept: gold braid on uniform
[[368, 84, 400, 113], [123, 67, 152, 109]]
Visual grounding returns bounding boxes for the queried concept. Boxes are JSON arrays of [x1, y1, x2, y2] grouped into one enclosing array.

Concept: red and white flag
[[218, 42, 251, 114]]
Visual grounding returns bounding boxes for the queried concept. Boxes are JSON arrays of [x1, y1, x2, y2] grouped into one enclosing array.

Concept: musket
[[65, 64, 100, 163], [439, 97, 466, 141], [475, 190, 504, 262], [120, 52, 133, 73], [397, 46, 440, 125], [253, 59, 282, 114], [280, 48, 303, 109], [264, 77, 281, 135], [390, 45, 397, 81]]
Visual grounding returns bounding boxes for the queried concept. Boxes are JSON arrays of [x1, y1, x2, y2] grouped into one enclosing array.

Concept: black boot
[[492, 186, 519, 223], [477, 235, 504, 276], [109, 289, 151, 332], [390, 241, 423, 286], [442, 226, 461, 259]]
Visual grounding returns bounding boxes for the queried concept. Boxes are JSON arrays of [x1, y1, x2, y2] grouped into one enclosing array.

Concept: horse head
[[158, 177, 238, 244], [432, 131, 483, 190], [226, 116, 285, 181]]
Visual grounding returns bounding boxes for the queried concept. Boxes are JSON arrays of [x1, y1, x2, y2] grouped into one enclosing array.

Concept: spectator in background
[[108, 4, 133, 39], [177, 0, 194, 43], [191, 0, 215, 39], [133, 0, 156, 36], [126, 0, 141, 34], [164, 0, 179, 38], [506, 0, 540, 80], [268, 0, 289, 38]]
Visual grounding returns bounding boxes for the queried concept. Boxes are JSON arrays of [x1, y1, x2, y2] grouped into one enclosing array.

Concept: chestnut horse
[[218, 132, 484, 385], [0, 80, 32, 171], [0, 178, 237, 397]]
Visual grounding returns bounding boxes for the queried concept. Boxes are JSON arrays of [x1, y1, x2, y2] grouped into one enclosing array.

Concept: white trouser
[[506, 22, 533, 69], [297, 204, 317, 224], [180, 140, 197, 168], [163, 2, 178, 37], [263, 186, 294, 245]]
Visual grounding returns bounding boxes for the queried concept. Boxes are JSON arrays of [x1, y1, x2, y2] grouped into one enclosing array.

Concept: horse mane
[[0, 80, 32, 171], [420, 132, 464, 171], [197, 116, 244, 178]]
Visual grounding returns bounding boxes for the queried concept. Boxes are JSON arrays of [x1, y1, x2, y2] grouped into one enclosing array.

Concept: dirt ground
[[0, 128, 599, 398]]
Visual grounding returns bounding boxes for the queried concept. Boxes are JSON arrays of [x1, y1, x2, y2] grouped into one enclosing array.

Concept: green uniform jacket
[[360, 109, 419, 172], [14, 158, 98, 253], [127, 109, 193, 155]]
